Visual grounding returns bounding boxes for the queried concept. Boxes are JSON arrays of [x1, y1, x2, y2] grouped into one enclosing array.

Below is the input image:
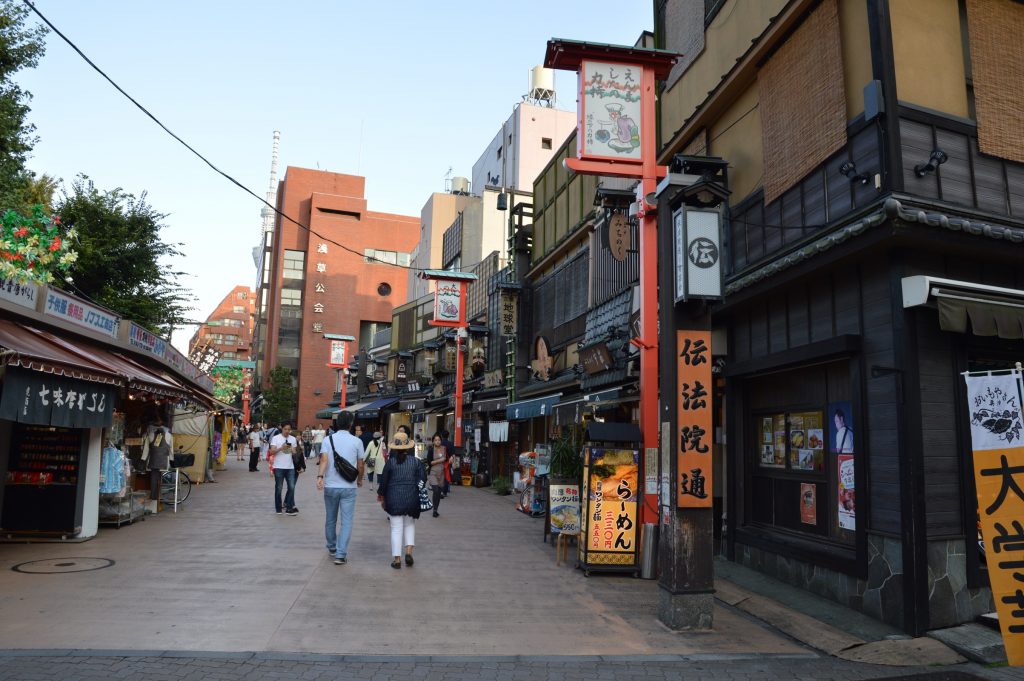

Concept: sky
[[18, 1, 651, 352]]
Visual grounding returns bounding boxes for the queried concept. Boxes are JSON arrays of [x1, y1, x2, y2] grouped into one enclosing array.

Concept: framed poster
[[759, 414, 785, 467], [789, 411, 824, 471], [829, 401, 854, 453], [580, 447, 640, 571], [800, 483, 817, 525], [837, 453, 856, 530], [772, 414, 787, 467]]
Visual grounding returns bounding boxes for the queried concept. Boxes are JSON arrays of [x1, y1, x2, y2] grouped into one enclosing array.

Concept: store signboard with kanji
[[964, 371, 1024, 666], [500, 291, 517, 336], [579, 447, 640, 571], [432, 280, 465, 327], [327, 340, 347, 368], [677, 330, 712, 508], [578, 61, 643, 163]]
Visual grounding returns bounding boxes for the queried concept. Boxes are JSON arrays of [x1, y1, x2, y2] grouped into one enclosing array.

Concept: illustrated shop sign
[[0, 277, 38, 310], [0, 366, 116, 428], [328, 340, 347, 367], [433, 281, 463, 325], [128, 322, 167, 358], [44, 289, 119, 339], [579, 61, 643, 162]]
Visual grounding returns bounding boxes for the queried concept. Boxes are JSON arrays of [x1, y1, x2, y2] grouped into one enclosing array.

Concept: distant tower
[[261, 131, 281, 239]]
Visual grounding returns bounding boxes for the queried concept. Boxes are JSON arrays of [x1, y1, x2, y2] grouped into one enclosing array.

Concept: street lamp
[[324, 333, 356, 415]]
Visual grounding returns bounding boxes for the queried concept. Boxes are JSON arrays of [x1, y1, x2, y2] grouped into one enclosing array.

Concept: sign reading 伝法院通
[[677, 330, 712, 508], [964, 370, 1024, 666]]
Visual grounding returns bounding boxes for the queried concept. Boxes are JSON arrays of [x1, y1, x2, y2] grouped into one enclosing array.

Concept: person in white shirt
[[317, 411, 365, 565], [269, 423, 300, 516], [248, 427, 263, 472], [311, 424, 326, 460]]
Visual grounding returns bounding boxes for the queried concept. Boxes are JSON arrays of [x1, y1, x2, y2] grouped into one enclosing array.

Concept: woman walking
[[426, 433, 448, 518], [364, 431, 384, 491], [376, 432, 426, 569]]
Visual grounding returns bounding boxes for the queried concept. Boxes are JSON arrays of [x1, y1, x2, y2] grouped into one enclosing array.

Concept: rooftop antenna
[[260, 130, 280, 240], [444, 166, 453, 193]]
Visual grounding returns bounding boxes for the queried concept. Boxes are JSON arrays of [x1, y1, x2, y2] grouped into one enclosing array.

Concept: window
[[497, 146, 502, 159], [377, 282, 392, 297], [541, 137, 552, 150], [364, 248, 411, 266], [232, 305, 245, 314], [222, 352, 237, 359], [283, 250, 306, 279], [236, 291, 247, 300], [280, 289, 302, 306]]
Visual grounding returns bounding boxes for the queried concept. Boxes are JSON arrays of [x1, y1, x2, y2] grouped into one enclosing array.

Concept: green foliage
[[550, 425, 584, 481], [55, 176, 193, 337], [262, 366, 297, 426], [492, 475, 511, 495], [210, 366, 244, 405], [0, 1, 46, 212], [0, 204, 76, 284]]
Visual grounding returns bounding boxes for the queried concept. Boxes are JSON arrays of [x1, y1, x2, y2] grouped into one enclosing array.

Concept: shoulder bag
[[327, 434, 359, 482], [290, 437, 305, 471]]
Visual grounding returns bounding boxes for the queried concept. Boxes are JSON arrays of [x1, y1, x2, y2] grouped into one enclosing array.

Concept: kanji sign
[[500, 291, 518, 336], [581, 447, 640, 569], [0, 367, 116, 428], [579, 61, 643, 162], [327, 340, 347, 368], [433, 280, 465, 327], [677, 330, 712, 508], [965, 371, 1024, 665], [607, 212, 630, 262]]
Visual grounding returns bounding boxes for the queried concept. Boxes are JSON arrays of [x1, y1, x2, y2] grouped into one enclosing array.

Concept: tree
[[0, 1, 47, 212], [262, 366, 297, 426], [55, 176, 193, 337]]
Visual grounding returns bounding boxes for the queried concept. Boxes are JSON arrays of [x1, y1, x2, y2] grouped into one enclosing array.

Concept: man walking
[[317, 411, 365, 565], [269, 422, 300, 516], [247, 427, 263, 472]]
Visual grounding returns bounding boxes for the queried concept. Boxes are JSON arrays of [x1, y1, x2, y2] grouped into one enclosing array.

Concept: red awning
[[0, 319, 123, 386]]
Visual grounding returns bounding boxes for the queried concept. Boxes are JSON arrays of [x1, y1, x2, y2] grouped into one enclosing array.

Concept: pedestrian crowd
[[228, 417, 460, 569]]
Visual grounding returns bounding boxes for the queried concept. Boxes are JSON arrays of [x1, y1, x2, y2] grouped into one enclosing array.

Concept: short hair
[[441, 430, 450, 439], [335, 410, 355, 431], [280, 421, 292, 429]]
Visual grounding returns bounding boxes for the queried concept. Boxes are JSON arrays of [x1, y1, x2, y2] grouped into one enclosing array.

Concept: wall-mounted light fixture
[[496, 190, 508, 211], [914, 149, 948, 177], [839, 161, 871, 185]]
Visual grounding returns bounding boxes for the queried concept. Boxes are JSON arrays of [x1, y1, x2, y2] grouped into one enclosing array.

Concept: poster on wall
[[772, 414, 787, 467], [964, 371, 1024, 665], [829, 401, 854, 453], [837, 453, 856, 530], [790, 411, 824, 471], [800, 483, 817, 525]]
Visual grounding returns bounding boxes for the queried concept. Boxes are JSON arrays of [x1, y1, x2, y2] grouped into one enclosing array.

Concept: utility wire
[[22, 0, 431, 272]]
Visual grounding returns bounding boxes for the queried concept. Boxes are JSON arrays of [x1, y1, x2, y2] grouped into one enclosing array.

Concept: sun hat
[[389, 432, 414, 450]]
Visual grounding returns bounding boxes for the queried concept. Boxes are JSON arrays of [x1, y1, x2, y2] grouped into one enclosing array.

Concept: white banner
[[965, 371, 1024, 450]]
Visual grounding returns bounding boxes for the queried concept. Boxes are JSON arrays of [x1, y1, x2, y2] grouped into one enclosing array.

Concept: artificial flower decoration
[[0, 205, 78, 285], [211, 365, 245, 404]]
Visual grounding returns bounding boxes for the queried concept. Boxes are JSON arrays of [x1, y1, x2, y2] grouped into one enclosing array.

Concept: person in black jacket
[[376, 432, 427, 569]]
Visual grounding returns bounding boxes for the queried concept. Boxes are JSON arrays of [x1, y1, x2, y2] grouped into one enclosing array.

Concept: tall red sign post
[[324, 333, 356, 412], [420, 270, 478, 448], [545, 40, 678, 526]]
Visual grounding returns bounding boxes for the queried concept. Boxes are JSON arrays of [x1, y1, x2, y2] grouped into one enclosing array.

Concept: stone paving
[[0, 459, 1021, 680]]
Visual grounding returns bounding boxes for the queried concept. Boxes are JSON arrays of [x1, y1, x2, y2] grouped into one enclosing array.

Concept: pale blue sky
[[19, 1, 651, 349]]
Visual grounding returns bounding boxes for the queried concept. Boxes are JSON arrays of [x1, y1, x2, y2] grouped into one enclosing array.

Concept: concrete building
[[187, 285, 255, 361], [405, 191, 477, 302], [253, 167, 419, 427]]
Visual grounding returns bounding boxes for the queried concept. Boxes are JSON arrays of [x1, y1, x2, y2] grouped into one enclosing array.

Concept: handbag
[[327, 433, 359, 482], [418, 479, 433, 512]]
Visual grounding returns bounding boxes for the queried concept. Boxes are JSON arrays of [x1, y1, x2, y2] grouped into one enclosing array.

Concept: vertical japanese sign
[[965, 371, 1024, 665], [433, 280, 464, 326], [677, 331, 712, 508], [327, 340, 347, 367], [579, 61, 643, 162], [582, 448, 639, 568], [500, 291, 518, 336]]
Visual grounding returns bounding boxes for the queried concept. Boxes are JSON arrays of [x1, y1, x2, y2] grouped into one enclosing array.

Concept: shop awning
[[903, 275, 1024, 339], [506, 393, 562, 421], [473, 396, 508, 413], [0, 319, 122, 386], [585, 421, 642, 443], [356, 396, 400, 419], [315, 406, 340, 419], [553, 397, 589, 426]]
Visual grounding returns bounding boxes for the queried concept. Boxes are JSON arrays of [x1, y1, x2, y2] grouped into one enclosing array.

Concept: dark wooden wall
[[728, 258, 901, 537]]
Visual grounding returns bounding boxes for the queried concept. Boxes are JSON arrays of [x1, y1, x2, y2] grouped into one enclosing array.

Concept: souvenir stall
[[172, 407, 211, 485]]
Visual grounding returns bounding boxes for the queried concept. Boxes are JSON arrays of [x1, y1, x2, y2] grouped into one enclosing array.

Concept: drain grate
[[12, 557, 114, 574]]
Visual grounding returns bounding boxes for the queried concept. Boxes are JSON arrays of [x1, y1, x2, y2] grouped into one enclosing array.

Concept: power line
[[22, 0, 430, 272]]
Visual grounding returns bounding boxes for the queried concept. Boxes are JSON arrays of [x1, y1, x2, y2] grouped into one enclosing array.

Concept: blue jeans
[[324, 487, 358, 558], [274, 468, 297, 512]]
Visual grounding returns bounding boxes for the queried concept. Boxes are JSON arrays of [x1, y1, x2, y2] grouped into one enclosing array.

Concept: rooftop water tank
[[530, 66, 555, 103], [451, 176, 470, 195]]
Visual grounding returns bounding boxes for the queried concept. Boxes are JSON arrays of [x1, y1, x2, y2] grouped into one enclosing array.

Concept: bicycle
[[160, 453, 194, 506], [518, 474, 547, 517]]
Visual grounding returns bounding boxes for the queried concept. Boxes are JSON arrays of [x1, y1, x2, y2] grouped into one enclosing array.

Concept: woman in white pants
[[375, 432, 427, 569]]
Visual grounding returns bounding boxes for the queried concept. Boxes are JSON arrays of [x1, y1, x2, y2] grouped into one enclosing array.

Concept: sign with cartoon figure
[[964, 370, 1024, 666], [432, 280, 464, 327], [579, 61, 642, 162]]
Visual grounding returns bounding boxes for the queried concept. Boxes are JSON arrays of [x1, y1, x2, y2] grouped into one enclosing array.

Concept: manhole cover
[[12, 557, 114, 574]]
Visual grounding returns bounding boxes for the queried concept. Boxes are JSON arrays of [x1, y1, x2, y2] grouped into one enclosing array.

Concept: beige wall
[[839, 0, 874, 120], [890, 0, 969, 117], [659, 0, 788, 149], [709, 85, 763, 202]]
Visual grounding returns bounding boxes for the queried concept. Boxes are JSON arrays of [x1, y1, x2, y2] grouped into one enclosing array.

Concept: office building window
[[283, 250, 306, 279], [364, 249, 411, 266], [542, 137, 552, 150], [280, 289, 302, 306]]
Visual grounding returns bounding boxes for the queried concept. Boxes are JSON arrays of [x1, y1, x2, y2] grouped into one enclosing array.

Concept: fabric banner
[[964, 371, 1024, 666], [0, 366, 115, 429]]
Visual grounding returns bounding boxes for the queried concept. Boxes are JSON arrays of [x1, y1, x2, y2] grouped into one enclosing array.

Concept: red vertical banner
[[677, 330, 712, 508]]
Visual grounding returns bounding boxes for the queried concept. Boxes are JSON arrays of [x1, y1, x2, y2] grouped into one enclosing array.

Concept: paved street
[[0, 460, 1020, 680]]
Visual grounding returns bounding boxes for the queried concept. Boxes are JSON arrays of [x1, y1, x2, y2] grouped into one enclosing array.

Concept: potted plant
[[549, 425, 583, 483], [492, 475, 512, 495]]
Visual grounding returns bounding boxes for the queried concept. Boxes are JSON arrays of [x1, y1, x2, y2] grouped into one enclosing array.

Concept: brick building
[[188, 285, 255, 360], [254, 167, 419, 427]]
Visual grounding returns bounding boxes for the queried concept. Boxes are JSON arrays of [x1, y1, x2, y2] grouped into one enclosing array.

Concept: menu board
[[6, 423, 83, 486], [581, 448, 639, 570], [789, 411, 824, 472], [549, 483, 581, 535]]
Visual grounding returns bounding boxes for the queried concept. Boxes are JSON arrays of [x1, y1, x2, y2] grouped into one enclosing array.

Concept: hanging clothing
[[100, 446, 127, 495]]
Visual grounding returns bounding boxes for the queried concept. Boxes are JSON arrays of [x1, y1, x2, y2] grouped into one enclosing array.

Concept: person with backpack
[[317, 411, 365, 565]]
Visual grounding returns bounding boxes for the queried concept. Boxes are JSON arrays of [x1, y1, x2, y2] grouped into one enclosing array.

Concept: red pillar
[[638, 67, 659, 524]]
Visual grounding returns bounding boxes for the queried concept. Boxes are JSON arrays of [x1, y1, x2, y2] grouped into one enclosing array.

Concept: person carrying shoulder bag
[[364, 431, 384, 491]]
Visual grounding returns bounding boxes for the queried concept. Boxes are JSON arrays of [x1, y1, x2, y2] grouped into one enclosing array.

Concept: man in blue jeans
[[268, 422, 300, 516], [316, 411, 365, 565]]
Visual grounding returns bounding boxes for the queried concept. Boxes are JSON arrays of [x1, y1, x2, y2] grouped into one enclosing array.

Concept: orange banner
[[677, 330, 712, 508]]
